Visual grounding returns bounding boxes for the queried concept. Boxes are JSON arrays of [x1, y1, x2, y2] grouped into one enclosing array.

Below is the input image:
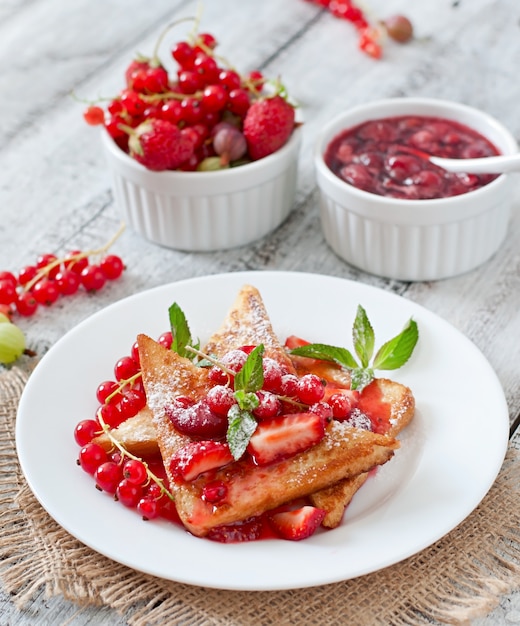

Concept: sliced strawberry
[[284, 335, 309, 350], [169, 440, 234, 482], [247, 412, 325, 466], [269, 505, 326, 541]]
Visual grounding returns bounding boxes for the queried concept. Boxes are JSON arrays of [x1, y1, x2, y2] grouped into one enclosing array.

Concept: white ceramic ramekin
[[314, 98, 518, 281], [102, 127, 301, 252]]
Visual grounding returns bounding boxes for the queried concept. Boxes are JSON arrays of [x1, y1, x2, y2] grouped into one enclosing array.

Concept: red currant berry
[[116, 478, 144, 508], [143, 66, 169, 93], [15, 292, 38, 317], [197, 32, 217, 50], [130, 340, 141, 365], [329, 392, 352, 419], [97, 403, 124, 428], [54, 269, 81, 295], [280, 374, 299, 397], [206, 385, 236, 416], [0, 271, 17, 287], [227, 89, 250, 117], [100, 254, 124, 280], [74, 419, 100, 446], [95, 461, 123, 494], [78, 442, 108, 474], [123, 459, 148, 485], [262, 358, 284, 393], [120, 90, 147, 116], [193, 54, 219, 83], [309, 401, 333, 421], [114, 355, 140, 381], [208, 366, 229, 385], [201, 84, 228, 113], [178, 69, 205, 94], [83, 105, 105, 126], [218, 69, 241, 91], [18, 265, 37, 286], [247, 70, 264, 91], [36, 253, 59, 278], [81, 265, 106, 292], [137, 497, 160, 520], [253, 390, 282, 420], [96, 380, 122, 404], [32, 278, 60, 306], [180, 97, 203, 124], [0, 279, 17, 305], [171, 41, 195, 68], [159, 99, 183, 124], [119, 388, 146, 419], [157, 331, 173, 349], [64, 251, 89, 274], [296, 374, 325, 405]]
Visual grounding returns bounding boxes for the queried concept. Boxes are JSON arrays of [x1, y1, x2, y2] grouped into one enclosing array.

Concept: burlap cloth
[[2, 367, 520, 626]]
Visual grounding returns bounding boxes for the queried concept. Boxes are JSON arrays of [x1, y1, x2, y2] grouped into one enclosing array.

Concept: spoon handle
[[429, 153, 520, 174]]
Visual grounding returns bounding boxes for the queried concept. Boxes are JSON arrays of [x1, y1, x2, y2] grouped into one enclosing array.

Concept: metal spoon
[[429, 152, 520, 174]]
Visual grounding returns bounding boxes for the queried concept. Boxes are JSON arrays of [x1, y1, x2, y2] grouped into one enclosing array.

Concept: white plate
[[16, 271, 509, 590]]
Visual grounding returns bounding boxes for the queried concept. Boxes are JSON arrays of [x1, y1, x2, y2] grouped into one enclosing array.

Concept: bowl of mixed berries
[[84, 22, 301, 252], [314, 97, 517, 281]]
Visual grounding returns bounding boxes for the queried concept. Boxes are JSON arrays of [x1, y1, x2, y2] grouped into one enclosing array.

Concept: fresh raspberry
[[128, 119, 195, 171], [243, 95, 295, 160]]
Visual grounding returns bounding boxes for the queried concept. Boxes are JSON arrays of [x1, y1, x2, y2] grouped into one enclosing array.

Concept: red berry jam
[[324, 115, 500, 200]]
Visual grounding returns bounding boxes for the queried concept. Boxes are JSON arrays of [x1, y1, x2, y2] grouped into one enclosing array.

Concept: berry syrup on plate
[[324, 115, 500, 200]]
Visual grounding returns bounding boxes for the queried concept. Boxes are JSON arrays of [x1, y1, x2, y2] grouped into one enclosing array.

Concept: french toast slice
[[137, 332, 400, 537], [203, 284, 295, 373], [309, 377, 415, 528], [92, 406, 159, 456]]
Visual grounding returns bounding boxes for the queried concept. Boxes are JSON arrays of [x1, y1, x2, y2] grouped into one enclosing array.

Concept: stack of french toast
[[94, 284, 415, 540]]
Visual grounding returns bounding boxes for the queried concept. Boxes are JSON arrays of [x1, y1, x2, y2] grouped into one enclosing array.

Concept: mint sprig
[[168, 302, 199, 360], [226, 344, 264, 459], [290, 306, 418, 390]]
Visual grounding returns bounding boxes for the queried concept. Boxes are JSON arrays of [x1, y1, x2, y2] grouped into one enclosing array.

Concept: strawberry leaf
[[352, 305, 374, 368], [169, 302, 194, 359], [234, 344, 264, 393], [289, 343, 359, 369], [372, 319, 419, 370], [227, 405, 258, 460]]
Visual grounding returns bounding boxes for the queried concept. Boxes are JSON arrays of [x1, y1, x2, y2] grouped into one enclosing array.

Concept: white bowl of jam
[[314, 97, 518, 281]]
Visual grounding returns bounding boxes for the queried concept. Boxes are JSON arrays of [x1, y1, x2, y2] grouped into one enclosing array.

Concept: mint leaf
[[234, 389, 260, 411], [168, 302, 193, 359], [227, 405, 257, 460], [234, 344, 264, 393], [289, 343, 359, 369], [372, 319, 419, 370], [353, 305, 374, 368], [350, 367, 374, 391]]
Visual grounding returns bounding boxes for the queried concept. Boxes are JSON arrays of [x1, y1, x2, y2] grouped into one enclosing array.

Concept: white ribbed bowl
[[314, 98, 517, 281], [102, 126, 301, 251]]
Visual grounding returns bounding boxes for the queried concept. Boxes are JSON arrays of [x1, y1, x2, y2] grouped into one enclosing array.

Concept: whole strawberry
[[243, 95, 295, 161], [128, 119, 194, 171]]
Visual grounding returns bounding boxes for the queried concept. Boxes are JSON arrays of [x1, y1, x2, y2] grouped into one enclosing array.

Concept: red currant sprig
[[305, 0, 413, 58], [0, 224, 126, 319], [95, 407, 175, 512]]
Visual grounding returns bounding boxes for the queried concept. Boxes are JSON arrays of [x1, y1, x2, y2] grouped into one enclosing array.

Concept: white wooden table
[[1, 0, 520, 623]]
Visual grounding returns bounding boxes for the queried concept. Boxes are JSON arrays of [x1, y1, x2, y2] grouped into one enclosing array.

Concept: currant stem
[[97, 408, 175, 502], [105, 371, 143, 404], [184, 345, 236, 377], [24, 222, 126, 292]]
